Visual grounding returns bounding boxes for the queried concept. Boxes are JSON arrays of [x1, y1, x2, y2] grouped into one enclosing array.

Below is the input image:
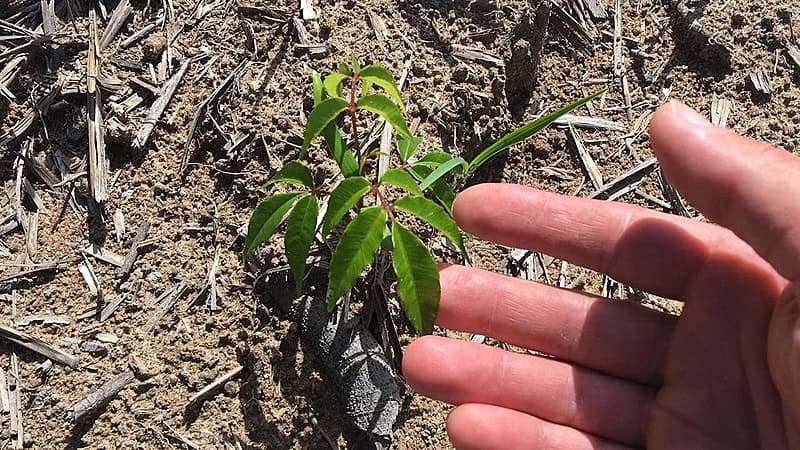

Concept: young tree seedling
[[244, 56, 602, 335]]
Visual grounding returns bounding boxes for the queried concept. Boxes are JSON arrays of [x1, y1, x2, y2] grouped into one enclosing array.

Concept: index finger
[[453, 183, 761, 300]]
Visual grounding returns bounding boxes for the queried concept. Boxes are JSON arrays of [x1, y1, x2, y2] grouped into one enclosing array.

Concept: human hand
[[403, 101, 800, 449]]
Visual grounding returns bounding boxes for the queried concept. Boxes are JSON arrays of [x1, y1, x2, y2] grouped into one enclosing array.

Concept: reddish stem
[[374, 185, 396, 223]]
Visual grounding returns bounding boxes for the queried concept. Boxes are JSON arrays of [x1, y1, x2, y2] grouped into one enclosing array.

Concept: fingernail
[[669, 100, 712, 128]]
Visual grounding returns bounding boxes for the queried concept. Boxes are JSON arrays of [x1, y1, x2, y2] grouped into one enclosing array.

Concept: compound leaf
[[468, 90, 604, 173], [356, 95, 412, 141], [321, 176, 372, 237], [301, 97, 349, 158], [285, 195, 319, 294], [417, 157, 466, 191], [394, 195, 464, 254], [261, 161, 313, 189], [328, 207, 387, 309], [397, 136, 423, 162], [359, 64, 405, 112], [380, 169, 422, 196], [323, 73, 349, 98], [392, 222, 440, 335], [243, 192, 302, 263]]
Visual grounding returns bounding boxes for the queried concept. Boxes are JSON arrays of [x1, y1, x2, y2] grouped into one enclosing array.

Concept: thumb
[[650, 100, 800, 282]]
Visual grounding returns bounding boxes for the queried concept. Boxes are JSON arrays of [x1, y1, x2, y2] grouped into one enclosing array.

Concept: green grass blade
[[417, 157, 466, 191], [359, 64, 405, 112], [328, 207, 387, 309], [394, 195, 465, 254], [391, 222, 440, 335], [301, 97, 349, 158], [285, 194, 319, 294], [356, 95, 412, 141], [243, 192, 302, 263], [467, 90, 605, 173], [408, 165, 456, 214], [321, 176, 372, 237], [379, 168, 422, 196], [260, 161, 313, 189]]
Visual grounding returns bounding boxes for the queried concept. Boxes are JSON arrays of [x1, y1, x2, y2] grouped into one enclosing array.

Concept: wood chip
[[749, 70, 772, 95], [14, 314, 70, 327], [118, 222, 150, 277], [71, 369, 135, 421], [451, 44, 504, 67], [186, 365, 243, 409], [787, 42, 800, 72], [711, 97, 733, 127], [0, 325, 80, 368]]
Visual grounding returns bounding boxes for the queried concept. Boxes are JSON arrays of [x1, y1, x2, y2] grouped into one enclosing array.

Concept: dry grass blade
[[0, 80, 61, 147], [567, 123, 603, 190], [451, 44, 504, 66], [0, 325, 80, 368], [553, 113, 625, 131], [87, 10, 107, 203], [180, 59, 247, 173], [186, 366, 243, 409], [99, 0, 133, 50], [70, 370, 136, 421], [588, 158, 658, 199], [132, 59, 190, 149]]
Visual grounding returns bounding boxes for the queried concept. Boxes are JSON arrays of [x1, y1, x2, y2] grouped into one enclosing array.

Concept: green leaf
[[359, 64, 405, 112], [301, 97, 349, 158], [323, 73, 349, 98], [392, 222, 440, 335], [312, 72, 324, 105], [328, 207, 387, 309], [416, 151, 452, 164], [321, 176, 372, 237], [380, 169, 422, 196], [322, 123, 359, 177], [394, 195, 465, 254], [356, 95, 412, 141], [418, 157, 467, 191], [380, 225, 393, 251], [261, 161, 314, 188], [408, 165, 457, 214], [285, 195, 319, 294], [351, 54, 361, 74], [243, 193, 302, 263], [468, 90, 604, 173], [361, 78, 373, 97], [338, 63, 351, 76], [397, 136, 423, 162]]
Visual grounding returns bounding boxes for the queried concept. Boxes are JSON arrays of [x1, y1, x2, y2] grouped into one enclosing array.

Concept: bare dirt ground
[[1, 0, 799, 448]]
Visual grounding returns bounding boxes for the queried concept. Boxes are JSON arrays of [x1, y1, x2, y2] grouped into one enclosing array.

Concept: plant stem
[[374, 187, 396, 222], [348, 74, 362, 172]]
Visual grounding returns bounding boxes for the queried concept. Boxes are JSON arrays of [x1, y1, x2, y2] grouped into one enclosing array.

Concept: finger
[[447, 404, 636, 450], [453, 183, 726, 300], [404, 336, 655, 446], [651, 100, 800, 282], [437, 264, 675, 385]]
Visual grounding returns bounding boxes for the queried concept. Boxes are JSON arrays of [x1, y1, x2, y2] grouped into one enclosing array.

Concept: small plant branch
[[373, 186, 396, 222]]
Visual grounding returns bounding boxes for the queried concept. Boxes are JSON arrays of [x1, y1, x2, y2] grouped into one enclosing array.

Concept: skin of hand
[[402, 100, 800, 449]]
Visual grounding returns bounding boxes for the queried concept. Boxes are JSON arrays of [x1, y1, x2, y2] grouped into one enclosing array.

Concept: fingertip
[[452, 184, 493, 231], [402, 335, 447, 390]]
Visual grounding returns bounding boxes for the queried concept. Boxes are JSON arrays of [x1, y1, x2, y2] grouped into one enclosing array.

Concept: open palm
[[403, 101, 800, 449]]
